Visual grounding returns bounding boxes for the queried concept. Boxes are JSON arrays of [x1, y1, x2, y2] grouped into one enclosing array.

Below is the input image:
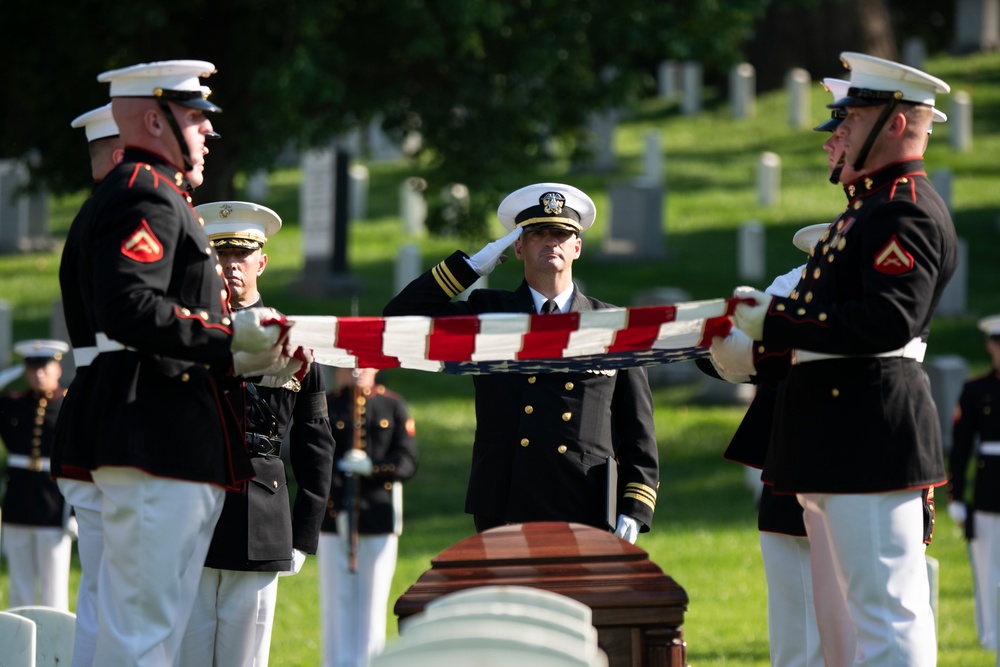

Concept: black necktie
[[540, 299, 557, 314]]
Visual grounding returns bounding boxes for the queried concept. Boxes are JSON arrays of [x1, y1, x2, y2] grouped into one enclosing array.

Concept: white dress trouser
[[3, 524, 71, 609], [759, 531, 824, 667], [318, 533, 398, 667], [970, 511, 1000, 650], [174, 567, 280, 667], [58, 478, 105, 667], [799, 490, 935, 667], [92, 467, 224, 667]]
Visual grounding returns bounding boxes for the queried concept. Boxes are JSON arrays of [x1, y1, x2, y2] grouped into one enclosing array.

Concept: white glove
[[613, 514, 640, 544], [709, 356, 751, 385], [232, 345, 285, 378], [732, 286, 772, 341], [466, 225, 523, 276], [710, 328, 756, 378], [948, 502, 967, 526], [280, 548, 307, 577], [338, 449, 373, 477], [765, 265, 805, 298], [65, 515, 79, 541], [231, 307, 287, 354]]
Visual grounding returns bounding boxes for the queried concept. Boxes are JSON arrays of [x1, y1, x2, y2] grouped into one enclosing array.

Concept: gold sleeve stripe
[[624, 491, 656, 510], [625, 482, 658, 501], [431, 262, 464, 298]]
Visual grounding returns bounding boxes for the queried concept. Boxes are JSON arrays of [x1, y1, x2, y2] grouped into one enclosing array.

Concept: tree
[[0, 0, 771, 236]]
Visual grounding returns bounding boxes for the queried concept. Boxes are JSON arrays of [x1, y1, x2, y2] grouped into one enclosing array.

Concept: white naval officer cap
[[196, 201, 282, 250], [70, 103, 119, 142], [830, 52, 950, 112], [978, 315, 1000, 339], [97, 60, 222, 112], [13, 339, 70, 364], [792, 223, 830, 253], [497, 182, 596, 234]]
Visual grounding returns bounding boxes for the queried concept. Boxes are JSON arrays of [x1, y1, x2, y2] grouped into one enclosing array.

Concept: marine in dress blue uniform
[[715, 52, 956, 666], [1, 340, 71, 610], [53, 60, 292, 667], [947, 315, 1000, 650], [319, 368, 418, 667], [176, 201, 335, 667], [384, 183, 658, 542]]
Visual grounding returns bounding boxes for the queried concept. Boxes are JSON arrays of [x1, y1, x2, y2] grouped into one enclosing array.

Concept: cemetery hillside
[[2, 48, 1000, 666]]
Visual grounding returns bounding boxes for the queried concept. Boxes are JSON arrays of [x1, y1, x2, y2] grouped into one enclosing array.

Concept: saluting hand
[[466, 225, 523, 276]]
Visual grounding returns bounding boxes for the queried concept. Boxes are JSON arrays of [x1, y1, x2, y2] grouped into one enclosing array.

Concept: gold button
[[199, 216, 206, 226], [181, 373, 190, 382], [835, 221, 843, 231], [38, 398, 48, 408], [853, 200, 863, 210], [216, 264, 223, 275], [359, 407, 366, 415], [776, 303, 786, 312], [838, 238, 846, 251], [813, 268, 821, 279], [220, 289, 227, 298], [564, 382, 574, 391], [520, 438, 530, 447], [221, 317, 231, 326], [181, 308, 191, 316], [359, 428, 367, 436], [985, 406, 992, 416], [31, 437, 41, 447], [273, 481, 279, 489], [561, 412, 572, 422], [831, 388, 840, 397], [801, 268, 807, 279], [797, 308, 806, 316], [384, 482, 393, 490], [199, 311, 209, 320], [805, 292, 813, 303], [822, 244, 830, 255], [336, 421, 345, 429], [819, 313, 828, 321], [790, 290, 798, 300], [524, 405, 533, 414], [144, 164, 152, 171], [757, 345, 765, 354], [557, 445, 568, 454], [827, 254, 834, 263], [357, 396, 366, 406], [380, 419, 389, 428], [899, 177, 908, 184], [527, 376, 536, 384]]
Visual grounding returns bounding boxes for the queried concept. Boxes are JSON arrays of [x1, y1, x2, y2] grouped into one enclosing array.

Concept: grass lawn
[[2, 50, 1000, 665]]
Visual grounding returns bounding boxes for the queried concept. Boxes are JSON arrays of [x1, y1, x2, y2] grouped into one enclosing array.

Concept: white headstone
[[903, 37, 928, 69], [602, 182, 665, 259], [730, 63, 756, 120], [953, 0, 1000, 52], [640, 131, 663, 185], [368, 115, 403, 161], [925, 354, 970, 454], [738, 221, 766, 282], [348, 164, 370, 222], [785, 68, 811, 129], [0, 299, 12, 367], [0, 159, 26, 253], [757, 152, 781, 207], [299, 147, 336, 272], [400, 177, 427, 236], [681, 61, 703, 116], [587, 110, 618, 172], [930, 168, 954, 216], [937, 237, 967, 316], [657, 60, 679, 100], [246, 169, 269, 202], [949, 91, 973, 152], [394, 244, 422, 297]]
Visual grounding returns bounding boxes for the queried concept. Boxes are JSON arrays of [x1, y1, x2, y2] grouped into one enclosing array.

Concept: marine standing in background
[[948, 315, 1000, 651], [60, 100, 123, 667], [0, 340, 71, 610], [384, 182, 658, 543], [176, 201, 334, 667], [320, 367, 418, 667]]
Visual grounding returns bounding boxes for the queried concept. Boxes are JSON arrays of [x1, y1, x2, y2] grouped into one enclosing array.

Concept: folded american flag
[[286, 297, 737, 374]]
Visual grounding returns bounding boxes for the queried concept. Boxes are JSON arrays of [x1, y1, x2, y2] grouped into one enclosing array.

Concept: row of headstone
[[0, 159, 52, 255], [953, 0, 1000, 52], [950, 91, 973, 152], [730, 63, 756, 120], [657, 60, 704, 116]]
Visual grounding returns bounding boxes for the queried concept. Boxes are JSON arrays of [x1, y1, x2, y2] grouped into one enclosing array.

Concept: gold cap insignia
[[540, 192, 565, 215], [219, 204, 233, 218]]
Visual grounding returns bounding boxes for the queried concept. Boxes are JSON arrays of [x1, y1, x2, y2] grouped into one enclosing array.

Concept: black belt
[[246, 432, 282, 458]]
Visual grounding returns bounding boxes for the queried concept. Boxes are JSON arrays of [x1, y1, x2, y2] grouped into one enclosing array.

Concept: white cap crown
[[497, 182, 596, 234], [195, 201, 281, 249], [70, 103, 119, 142]]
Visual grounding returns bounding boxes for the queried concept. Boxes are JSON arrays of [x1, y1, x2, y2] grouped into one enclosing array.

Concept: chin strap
[[829, 161, 845, 185], [851, 92, 902, 172], [155, 99, 195, 172]]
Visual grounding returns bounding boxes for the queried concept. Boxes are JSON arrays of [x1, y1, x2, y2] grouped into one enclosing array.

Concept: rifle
[[344, 370, 363, 573]]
